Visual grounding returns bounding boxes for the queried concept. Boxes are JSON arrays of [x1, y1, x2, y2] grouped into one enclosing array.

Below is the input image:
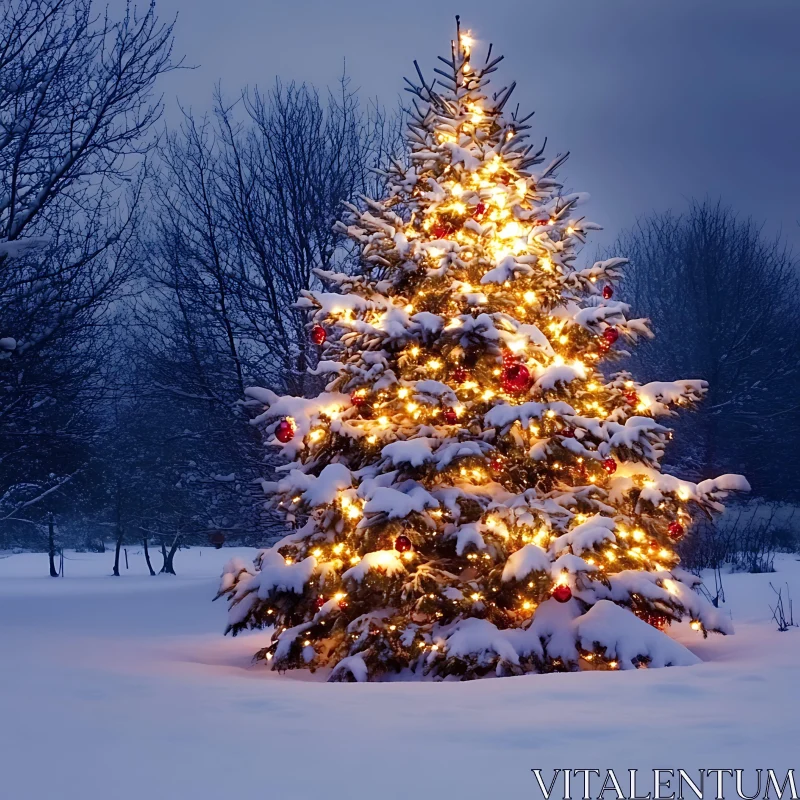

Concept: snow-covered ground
[[0, 547, 797, 800]]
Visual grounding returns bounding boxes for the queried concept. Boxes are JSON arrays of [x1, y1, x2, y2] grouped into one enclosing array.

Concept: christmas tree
[[216, 22, 749, 681]]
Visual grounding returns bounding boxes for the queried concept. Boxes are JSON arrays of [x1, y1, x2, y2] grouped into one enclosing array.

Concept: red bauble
[[310, 324, 327, 345], [394, 535, 412, 553], [534, 218, 550, 227], [473, 202, 487, 219], [433, 223, 450, 239], [668, 521, 685, 540], [552, 584, 572, 603], [314, 596, 326, 610], [275, 419, 295, 443], [561, 427, 575, 438], [350, 391, 367, 407], [442, 406, 458, 425], [338, 597, 349, 610], [501, 363, 531, 394], [624, 391, 638, 406], [452, 365, 467, 383], [498, 173, 511, 185], [489, 456, 505, 473], [602, 285, 614, 300], [603, 327, 619, 345], [602, 458, 617, 475]]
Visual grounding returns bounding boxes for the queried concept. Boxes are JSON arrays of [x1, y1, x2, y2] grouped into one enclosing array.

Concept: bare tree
[[0, 0, 178, 536], [614, 200, 800, 499], [134, 77, 398, 543]]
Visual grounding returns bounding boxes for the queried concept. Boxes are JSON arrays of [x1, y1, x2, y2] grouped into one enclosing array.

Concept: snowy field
[[0, 547, 798, 800]]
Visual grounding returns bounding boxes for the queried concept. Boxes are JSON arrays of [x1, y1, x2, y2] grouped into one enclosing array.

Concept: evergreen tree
[[216, 24, 748, 681]]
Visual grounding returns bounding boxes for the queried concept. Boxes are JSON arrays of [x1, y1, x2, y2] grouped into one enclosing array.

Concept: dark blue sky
[[151, 0, 800, 250]]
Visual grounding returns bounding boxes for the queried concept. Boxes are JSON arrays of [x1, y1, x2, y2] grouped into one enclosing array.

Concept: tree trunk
[[143, 536, 155, 576], [112, 531, 123, 577], [112, 486, 123, 576], [159, 539, 177, 575], [48, 514, 58, 578], [162, 537, 180, 575]]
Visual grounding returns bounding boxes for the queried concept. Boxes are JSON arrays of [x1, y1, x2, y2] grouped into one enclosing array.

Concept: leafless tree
[[134, 77, 399, 543], [0, 0, 178, 537], [614, 199, 800, 499]]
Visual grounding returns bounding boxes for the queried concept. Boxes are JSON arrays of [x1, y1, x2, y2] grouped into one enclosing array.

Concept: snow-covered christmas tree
[[216, 22, 749, 681]]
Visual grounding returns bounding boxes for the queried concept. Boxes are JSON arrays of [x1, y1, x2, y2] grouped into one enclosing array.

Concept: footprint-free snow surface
[[0, 547, 797, 799]]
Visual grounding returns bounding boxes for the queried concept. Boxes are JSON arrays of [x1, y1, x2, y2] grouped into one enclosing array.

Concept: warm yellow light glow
[[523, 291, 537, 305], [482, 389, 495, 401], [540, 257, 552, 272], [405, 304, 414, 313], [522, 601, 533, 610], [347, 506, 361, 520], [284, 557, 293, 565], [397, 387, 409, 399], [333, 592, 347, 602], [632, 529, 645, 542], [378, 416, 389, 426], [333, 543, 344, 554], [451, 183, 464, 197], [690, 620, 702, 631], [546, 409, 556, 418], [406, 402, 418, 413], [677, 487, 691, 501], [427, 359, 442, 371], [498, 221, 523, 239], [303, 640, 311, 647], [312, 548, 322, 557], [367, 435, 377, 445], [309, 429, 324, 442], [410, 346, 420, 357], [349, 555, 361, 565], [470, 593, 481, 601]]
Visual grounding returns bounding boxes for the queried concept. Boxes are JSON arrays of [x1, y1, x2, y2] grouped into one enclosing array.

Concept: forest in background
[[1, 0, 798, 573]]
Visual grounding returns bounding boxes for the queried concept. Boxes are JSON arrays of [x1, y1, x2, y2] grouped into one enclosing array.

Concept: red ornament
[[394, 535, 412, 553], [442, 406, 458, 425], [338, 597, 349, 610], [624, 391, 638, 406], [501, 363, 531, 394], [489, 456, 505, 473], [350, 391, 367, 407], [603, 327, 619, 345], [560, 427, 575, 438], [452, 365, 467, 383], [275, 419, 295, 443], [498, 173, 511, 185], [552, 584, 572, 603], [668, 521, 685, 540], [602, 285, 614, 300], [602, 458, 617, 475], [310, 324, 327, 345], [433, 223, 450, 239], [534, 218, 550, 227], [314, 596, 326, 610], [473, 202, 487, 219]]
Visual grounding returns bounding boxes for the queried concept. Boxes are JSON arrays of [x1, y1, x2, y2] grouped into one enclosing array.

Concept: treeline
[[1, 0, 798, 563]]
